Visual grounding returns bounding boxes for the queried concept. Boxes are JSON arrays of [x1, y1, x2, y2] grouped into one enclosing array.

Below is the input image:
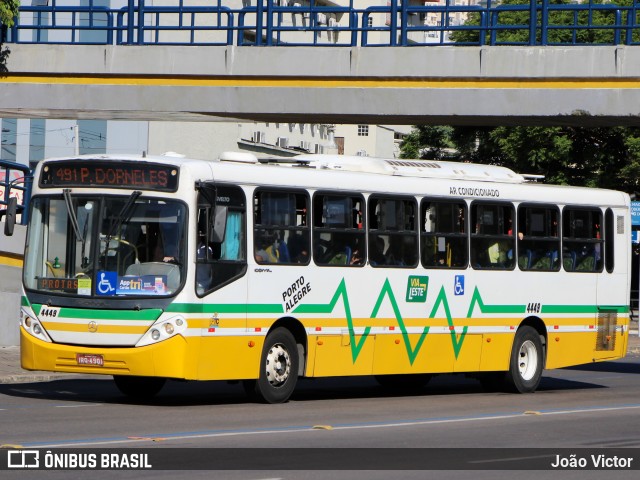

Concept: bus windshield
[[23, 194, 186, 297]]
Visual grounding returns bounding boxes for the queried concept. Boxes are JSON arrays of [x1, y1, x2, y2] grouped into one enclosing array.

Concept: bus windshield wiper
[[105, 191, 142, 240], [64, 189, 93, 270], [63, 189, 83, 241], [102, 191, 142, 262]]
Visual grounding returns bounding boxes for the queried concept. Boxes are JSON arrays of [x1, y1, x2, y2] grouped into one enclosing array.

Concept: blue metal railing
[[0, 160, 32, 226], [2, 0, 640, 47]]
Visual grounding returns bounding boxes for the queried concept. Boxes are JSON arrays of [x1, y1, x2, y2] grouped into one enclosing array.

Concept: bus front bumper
[[20, 327, 191, 379]]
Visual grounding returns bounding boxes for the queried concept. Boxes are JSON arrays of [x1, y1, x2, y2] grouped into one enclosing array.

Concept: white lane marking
[[23, 404, 640, 448]]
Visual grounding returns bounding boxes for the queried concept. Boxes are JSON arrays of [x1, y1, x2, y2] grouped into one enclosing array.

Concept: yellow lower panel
[[453, 334, 482, 373], [313, 334, 374, 377], [546, 332, 598, 369], [21, 328, 194, 379], [478, 333, 513, 372], [197, 335, 263, 380], [372, 333, 452, 374]]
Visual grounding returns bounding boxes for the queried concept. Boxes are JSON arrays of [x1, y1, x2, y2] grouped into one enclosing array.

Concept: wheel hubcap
[[265, 344, 290, 386], [518, 339, 538, 381]]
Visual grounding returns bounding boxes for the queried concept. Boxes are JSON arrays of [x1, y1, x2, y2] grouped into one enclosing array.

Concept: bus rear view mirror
[[211, 205, 227, 243], [3, 196, 18, 236]]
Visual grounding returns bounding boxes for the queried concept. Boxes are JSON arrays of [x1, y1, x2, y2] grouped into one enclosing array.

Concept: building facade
[[2, 0, 417, 167]]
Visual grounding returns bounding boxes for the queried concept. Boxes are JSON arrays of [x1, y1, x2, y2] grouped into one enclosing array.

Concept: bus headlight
[[21, 308, 52, 343], [136, 315, 187, 347]]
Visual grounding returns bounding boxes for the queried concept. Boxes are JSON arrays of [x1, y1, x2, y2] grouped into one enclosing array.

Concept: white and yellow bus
[[4, 152, 631, 403]]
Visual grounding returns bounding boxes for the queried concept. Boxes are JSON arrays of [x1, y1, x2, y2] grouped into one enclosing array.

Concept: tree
[[450, 0, 639, 46], [401, 0, 640, 193], [399, 126, 454, 160], [0, 0, 20, 72], [0, 0, 19, 29], [399, 124, 640, 191]]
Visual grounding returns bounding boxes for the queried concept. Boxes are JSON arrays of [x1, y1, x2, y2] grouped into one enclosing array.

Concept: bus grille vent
[[595, 311, 617, 351], [617, 215, 625, 234]]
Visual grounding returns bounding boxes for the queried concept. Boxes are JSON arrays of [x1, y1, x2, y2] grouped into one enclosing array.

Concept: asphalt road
[[1, 348, 640, 480]]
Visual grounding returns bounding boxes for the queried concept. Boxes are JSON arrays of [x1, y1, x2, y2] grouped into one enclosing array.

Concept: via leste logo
[[406, 276, 428, 303]]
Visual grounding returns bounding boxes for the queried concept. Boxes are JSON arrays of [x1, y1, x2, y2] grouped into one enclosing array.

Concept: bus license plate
[[76, 354, 104, 367]]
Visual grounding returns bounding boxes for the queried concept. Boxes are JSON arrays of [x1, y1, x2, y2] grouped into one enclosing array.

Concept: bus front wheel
[[506, 326, 543, 393], [245, 328, 299, 404], [113, 375, 166, 399]]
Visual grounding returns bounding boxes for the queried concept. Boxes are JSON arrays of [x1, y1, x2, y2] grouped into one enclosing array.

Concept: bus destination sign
[[40, 161, 179, 192]]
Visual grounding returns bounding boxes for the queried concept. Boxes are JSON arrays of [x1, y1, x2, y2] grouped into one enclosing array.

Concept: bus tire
[[375, 374, 432, 391], [505, 326, 543, 393], [249, 327, 299, 404], [113, 375, 166, 398]]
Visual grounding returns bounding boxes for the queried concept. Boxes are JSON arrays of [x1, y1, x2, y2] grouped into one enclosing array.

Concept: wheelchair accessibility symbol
[[96, 271, 117, 296], [454, 275, 465, 296]]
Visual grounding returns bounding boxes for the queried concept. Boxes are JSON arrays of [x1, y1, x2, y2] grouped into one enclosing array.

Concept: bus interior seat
[[327, 246, 351, 265], [124, 262, 181, 290], [563, 251, 576, 271], [576, 251, 596, 272], [532, 254, 551, 270], [519, 249, 532, 270], [277, 241, 291, 263]]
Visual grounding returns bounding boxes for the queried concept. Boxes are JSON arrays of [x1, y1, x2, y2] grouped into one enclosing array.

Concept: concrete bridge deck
[[1, 44, 640, 126]]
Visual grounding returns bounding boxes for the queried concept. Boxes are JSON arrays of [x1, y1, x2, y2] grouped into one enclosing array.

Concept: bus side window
[[517, 204, 560, 272], [421, 199, 467, 269], [369, 195, 418, 268], [313, 192, 365, 267], [196, 184, 247, 297], [253, 189, 310, 265], [562, 206, 603, 273], [470, 202, 515, 270]]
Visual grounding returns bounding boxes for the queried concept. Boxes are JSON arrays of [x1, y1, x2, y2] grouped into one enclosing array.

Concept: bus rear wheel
[[245, 328, 299, 404], [113, 375, 166, 399], [505, 326, 543, 393]]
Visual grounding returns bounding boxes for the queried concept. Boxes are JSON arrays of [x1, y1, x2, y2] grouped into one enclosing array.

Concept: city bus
[[2, 152, 631, 403]]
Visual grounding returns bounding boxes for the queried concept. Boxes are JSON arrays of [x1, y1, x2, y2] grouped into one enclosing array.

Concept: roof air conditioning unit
[[277, 137, 289, 148], [356, 150, 368, 157], [253, 131, 266, 143], [314, 144, 323, 154]]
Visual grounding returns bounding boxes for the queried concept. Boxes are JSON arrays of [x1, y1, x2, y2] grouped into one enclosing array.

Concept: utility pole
[[73, 124, 79, 156]]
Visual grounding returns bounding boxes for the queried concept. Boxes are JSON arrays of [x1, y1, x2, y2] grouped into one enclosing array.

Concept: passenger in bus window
[[485, 239, 512, 267], [352, 237, 366, 266], [294, 245, 309, 264], [255, 232, 278, 263], [325, 233, 355, 265], [369, 236, 386, 266], [385, 236, 406, 266], [287, 232, 309, 264]]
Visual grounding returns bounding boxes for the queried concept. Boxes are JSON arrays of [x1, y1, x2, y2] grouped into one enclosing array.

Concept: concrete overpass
[[2, 44, 640, 126]]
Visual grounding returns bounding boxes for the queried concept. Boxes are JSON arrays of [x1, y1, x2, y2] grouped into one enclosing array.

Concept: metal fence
[[1, 0, 640, 47]]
